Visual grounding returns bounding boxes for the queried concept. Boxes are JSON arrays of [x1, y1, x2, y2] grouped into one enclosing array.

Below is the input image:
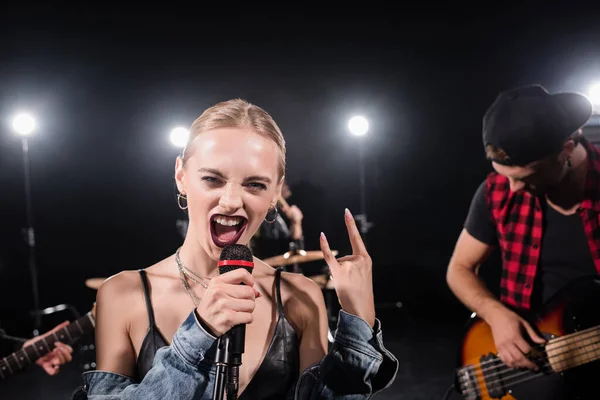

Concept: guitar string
[[458, 322, 600, 372], [461, 326, 600, 383], [0, 314, 92, 373], [459, 331, 600, 387], [2, 335, 65, 371], [1, 328, 76, 372], [460, 358, 551, 394], [460, 360, 557, 397], [458, 334, 600, 395], [459, 328, 600, 385], [460, 353, 592, 398], [1, 311, 93, 370], [457, 327, 600, 388], [460, 368, 553, 397]]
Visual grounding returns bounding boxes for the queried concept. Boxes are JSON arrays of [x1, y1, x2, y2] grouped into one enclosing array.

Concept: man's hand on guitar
[[23, 321, 74, 376], [488, 306, 546, 370]]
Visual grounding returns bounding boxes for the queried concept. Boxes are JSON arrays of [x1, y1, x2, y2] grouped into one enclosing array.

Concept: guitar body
[[456, 276, 600, 400]]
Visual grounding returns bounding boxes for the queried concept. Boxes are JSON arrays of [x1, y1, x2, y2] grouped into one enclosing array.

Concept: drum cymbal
[[262, 250, 338, 267], [85, 277, 107, 290]]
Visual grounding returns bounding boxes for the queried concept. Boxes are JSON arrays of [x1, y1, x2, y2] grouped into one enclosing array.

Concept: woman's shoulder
[[97, 270, 144, 296], [96, 257, 172, 302]]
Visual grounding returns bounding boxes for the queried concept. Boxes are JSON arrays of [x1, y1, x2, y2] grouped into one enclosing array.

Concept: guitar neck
[[546, 324, 600, 373], [0, 311, 95, 380]]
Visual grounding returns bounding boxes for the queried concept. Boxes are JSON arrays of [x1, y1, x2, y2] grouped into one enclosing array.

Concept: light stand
[[22, 136, 42, 335], [354, 139, 373, 239], [12, 114, 42, 335], [347, 115, 405, 319], [348, 116, 373, 241]]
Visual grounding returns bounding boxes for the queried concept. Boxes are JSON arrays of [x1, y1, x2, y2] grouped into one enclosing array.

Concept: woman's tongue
[[214, 223, 239, 242]]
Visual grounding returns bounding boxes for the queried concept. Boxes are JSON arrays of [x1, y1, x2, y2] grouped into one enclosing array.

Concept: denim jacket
[[72, 310, 398, 399]]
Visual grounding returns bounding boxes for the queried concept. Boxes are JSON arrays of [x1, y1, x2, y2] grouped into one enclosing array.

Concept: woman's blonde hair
[[182, 99, 286, 178]]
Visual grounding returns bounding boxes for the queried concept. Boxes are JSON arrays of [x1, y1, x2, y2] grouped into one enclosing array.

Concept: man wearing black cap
[[447, 85, 600, 395]]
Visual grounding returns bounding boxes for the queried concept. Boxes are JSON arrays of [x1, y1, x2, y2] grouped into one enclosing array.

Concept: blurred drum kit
[[86, 197, 342, 341], [84, 249, 338, 290], [261, 249, 338, 289], [85, 244, 340, 342]]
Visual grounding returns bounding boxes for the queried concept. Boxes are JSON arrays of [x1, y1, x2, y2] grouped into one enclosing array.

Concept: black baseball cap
[[482, 84, 593, 166]]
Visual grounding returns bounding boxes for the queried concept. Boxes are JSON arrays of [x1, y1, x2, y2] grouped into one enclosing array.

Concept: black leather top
[[135, 267, 299, 398]]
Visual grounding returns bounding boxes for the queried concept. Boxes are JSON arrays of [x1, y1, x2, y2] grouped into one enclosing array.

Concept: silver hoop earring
[[177, 193, 188, 210], [265, 207, 278, 223]]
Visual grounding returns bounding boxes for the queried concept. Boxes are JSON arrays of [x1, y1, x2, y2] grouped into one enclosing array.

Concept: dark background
[[0, 3, 599, 399]]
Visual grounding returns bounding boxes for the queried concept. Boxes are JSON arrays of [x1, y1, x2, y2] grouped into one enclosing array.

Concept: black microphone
[[217, 244, 254, 400]]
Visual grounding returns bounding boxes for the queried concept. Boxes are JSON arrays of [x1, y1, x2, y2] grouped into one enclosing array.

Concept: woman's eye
[[247, 182, 267, 191], [202, 176, 221, 184]]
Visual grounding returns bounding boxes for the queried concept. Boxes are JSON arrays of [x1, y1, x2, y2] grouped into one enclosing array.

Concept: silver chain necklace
[[177, 268, 201, 307], [175, 247, 210, 289], [174, 248, 210, 307]]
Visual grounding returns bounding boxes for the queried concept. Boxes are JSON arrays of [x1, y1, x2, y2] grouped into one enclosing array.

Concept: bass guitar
[[455, 276, 600, 399]]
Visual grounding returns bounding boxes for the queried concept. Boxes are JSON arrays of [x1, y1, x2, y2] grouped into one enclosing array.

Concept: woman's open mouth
[[210, 214, 248, 248]]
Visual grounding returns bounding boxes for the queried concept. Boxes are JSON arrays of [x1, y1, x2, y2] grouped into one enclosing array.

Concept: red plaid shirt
[[485, 137, 600, 310]]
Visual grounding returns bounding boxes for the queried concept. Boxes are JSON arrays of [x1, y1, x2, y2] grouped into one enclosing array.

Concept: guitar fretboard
[[0, 311, 95, 380], [546, 324, 600, 373]]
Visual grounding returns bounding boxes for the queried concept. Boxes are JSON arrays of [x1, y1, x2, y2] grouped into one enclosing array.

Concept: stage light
[[170, 127, 189, 148], [589, 83, 600, 106], [12, 113, 36, 136], [348, 116, 369, 136]]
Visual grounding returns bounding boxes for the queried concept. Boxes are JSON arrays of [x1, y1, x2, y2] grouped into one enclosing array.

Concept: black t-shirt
[[464, 181, 597, 308]]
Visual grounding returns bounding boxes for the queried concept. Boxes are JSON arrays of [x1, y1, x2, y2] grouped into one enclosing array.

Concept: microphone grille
[[218, 244, 254, 275], [219, 244, 253, 262]]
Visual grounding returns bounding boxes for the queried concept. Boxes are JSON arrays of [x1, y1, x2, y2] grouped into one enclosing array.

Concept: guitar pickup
[[481, 352, 507, 398], [456, 364, 481, 400]]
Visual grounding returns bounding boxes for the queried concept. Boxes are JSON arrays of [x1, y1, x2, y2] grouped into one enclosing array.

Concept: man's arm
[[446, 181, 545, 370], [281, 204, 303, 241], [446, 180, 504, 321], [446, 228, 503, 321]]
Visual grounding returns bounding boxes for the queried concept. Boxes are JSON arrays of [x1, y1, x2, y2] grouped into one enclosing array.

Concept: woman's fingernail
[[320, 232, 326, 240]]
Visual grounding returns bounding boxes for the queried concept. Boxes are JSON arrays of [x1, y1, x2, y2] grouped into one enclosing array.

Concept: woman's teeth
[[214, 216, 243, 226]]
